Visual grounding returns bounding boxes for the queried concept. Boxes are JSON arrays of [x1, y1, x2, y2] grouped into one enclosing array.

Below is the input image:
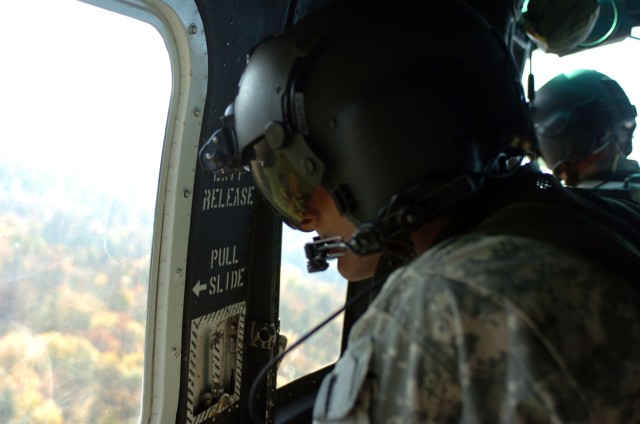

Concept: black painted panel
[[178, 1, 290, 423]]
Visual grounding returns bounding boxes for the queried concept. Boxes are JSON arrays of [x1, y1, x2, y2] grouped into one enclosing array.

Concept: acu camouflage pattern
[[313, 234, 640, 423]]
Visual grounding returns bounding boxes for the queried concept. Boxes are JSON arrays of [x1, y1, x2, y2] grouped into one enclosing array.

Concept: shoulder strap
[[473, 171, 640, 286]]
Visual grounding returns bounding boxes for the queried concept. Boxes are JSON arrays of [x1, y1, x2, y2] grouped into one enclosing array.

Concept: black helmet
[[531, 70, 637, 180], [219, 0, 535, 232]]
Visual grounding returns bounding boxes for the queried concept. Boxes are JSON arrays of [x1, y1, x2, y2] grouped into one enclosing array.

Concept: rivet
[[264, 121, 286, 149], [258, 328, 270, 342], [301, 158, 316, 174]]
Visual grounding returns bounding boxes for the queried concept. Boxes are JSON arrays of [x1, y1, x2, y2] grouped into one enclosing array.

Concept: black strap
[[470, 170, 640, 286], [476, 201, 640, 284]]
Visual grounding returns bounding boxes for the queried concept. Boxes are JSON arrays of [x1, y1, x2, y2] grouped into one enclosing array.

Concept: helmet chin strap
[[372, 230, 416, 280], [304, 173, 483, 273]]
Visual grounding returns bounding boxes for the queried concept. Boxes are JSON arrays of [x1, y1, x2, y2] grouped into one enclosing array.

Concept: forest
[[0, 161, 345, 423]]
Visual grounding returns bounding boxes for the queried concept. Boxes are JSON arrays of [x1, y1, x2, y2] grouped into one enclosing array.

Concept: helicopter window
[[0, 1, 170, 423], [277, 226, 347, 387], [524, 30, 640, 166]]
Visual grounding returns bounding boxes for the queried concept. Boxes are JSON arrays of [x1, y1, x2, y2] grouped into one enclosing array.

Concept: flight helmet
[[207, 0, 536, 252], [531, 70, 637, 183]]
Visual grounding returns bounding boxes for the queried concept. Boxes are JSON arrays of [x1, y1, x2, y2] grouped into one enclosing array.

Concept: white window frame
[[80, 0, 206, 421]]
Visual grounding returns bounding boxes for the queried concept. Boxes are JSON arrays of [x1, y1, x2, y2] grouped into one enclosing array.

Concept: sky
[[2, 0, 639, 182], [2, 1, 639, 179], [0, 0, 171, 197]]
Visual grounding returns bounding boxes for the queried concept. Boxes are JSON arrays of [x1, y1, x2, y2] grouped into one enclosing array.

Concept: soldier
[[208, 0, 640, 421], [531, 69, 640, 202]]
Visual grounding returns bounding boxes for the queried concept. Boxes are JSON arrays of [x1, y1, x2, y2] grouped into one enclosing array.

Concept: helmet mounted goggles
[[199, 33, 326, 229]]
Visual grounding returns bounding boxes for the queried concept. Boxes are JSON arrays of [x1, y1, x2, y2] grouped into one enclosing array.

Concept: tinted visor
[[249, 138, 316, 229]]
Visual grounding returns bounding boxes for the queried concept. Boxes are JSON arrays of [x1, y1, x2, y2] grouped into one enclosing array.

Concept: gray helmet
[[226, 0, 535, 231], [531, 70, 637, 178]]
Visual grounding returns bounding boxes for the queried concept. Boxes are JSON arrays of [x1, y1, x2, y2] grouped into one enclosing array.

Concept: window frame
[[81, 0, 207, 421]]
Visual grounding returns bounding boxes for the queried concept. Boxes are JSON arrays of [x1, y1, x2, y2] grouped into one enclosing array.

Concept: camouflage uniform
[[313, 233, 640, 423]]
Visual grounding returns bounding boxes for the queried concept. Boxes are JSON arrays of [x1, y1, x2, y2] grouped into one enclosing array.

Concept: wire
[[247, 273, 388, 424], [527, 46, 535, 104], [579, 0, 619, 48]]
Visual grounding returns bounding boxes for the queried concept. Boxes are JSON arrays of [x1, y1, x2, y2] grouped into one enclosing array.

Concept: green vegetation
[[278, 264, 345, 386], [0, 162, 150, 424], [0, 210, 148, 423], [0, 161, 346, 421]]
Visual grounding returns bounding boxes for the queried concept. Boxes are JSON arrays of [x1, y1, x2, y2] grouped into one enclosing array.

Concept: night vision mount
[[199, 105, 243, 175], [304, 225, 385, 273]]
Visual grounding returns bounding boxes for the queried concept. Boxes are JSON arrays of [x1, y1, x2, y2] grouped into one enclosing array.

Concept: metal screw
[[258, 328, 271, 343], [188, 24, 197, 34], [176, 268, 183, 277], [193, 108, 201, 117], [301, 158, 316, 174], [183, 188, 191, 198]]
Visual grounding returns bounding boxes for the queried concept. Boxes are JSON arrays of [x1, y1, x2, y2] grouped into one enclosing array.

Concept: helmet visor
[[249, 138, 316, 229]]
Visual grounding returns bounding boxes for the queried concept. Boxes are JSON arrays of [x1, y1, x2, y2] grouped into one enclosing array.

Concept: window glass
[[277, 226, 346, 386], [0, 1, 170, 423]]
